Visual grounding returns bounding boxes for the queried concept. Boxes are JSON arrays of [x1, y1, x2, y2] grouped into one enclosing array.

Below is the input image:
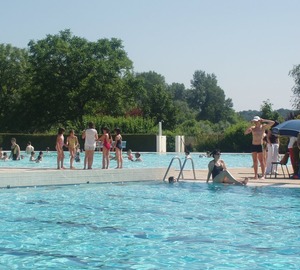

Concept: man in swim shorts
[[244, 116, 275, 179]]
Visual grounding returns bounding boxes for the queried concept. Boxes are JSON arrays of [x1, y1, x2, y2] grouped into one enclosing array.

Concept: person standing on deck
[[265, 121, 280, 175], [113, 128, 123, 169], [99, 127, 112, 169], [66, 129, 79, 169], [244, 116, 274, 179], [82, 122, 98, 169], [55, 127, 65, 169]]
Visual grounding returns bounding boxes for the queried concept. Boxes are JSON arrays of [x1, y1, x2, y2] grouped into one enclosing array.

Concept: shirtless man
[[244, 116, 275, 179]]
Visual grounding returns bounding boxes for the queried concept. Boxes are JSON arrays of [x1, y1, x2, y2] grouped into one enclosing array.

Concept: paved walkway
[[0, 166, 298, 189]]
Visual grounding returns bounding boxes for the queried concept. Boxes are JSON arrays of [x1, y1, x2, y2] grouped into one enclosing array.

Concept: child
[[127, 149, 134, 161], [75, 145, 81, 162], [36, 151, 43, 163], [2, 152, 8, 161], [135, 152, 142, 162], [99, 127, 112, 169], [55, 127, 65, 169], [114, 128, 123, 169], [66, 129, 79, 169], [185, 151, 191, 159], [29, 151, 36, 161]]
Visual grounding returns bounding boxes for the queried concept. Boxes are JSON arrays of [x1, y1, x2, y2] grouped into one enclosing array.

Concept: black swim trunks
[[251, 144, 263, 153]]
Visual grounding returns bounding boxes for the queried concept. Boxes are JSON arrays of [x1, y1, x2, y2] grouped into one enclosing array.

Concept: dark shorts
[[251, 144, 263, 153]]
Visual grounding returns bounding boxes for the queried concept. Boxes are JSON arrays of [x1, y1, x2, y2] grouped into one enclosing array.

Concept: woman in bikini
[[207, 150, 248, 185], [66, 129, 79, 169], [99, 127, 112, 169]]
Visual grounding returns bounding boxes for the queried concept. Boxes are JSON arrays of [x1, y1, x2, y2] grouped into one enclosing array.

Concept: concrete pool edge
[[1, 166, 300, 189]]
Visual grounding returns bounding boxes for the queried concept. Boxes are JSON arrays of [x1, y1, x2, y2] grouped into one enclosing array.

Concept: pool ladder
[[163, 156, 196, 182]]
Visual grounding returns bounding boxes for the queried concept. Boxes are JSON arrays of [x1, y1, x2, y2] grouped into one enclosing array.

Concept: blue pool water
[[0, 152, 255, 169], [1, 182, 300, 269]]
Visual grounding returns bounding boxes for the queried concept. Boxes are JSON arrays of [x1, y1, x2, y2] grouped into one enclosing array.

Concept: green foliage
[[80, 116, 156, 134], [187, 70, 236, 124], [0, 44, 30, 131], [289, 64, 300, 109], [174, 119, 202, 136], [167, 82, 186, 100], [239, 108, 295, 122], [24, 29, 137, 132], [0, 30, 296, 153], [136, 71, 178, 129], [220, 122, 251, 152], [260, 99, 281, 121]]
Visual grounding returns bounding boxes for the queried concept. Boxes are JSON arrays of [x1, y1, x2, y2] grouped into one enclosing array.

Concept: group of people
[[0, 123, 139, 171], [0, 138, 44, 163], [3, 117, 291, 184], [207, 116, 286, 185], [0, 139, 44, 163], [56, 122, 124, 170], [244, 116, 278, 179], [126, 149, 142, 162]]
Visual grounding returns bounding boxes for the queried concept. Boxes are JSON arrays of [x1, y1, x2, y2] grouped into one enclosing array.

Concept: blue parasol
[[271, 119, 300, 137]]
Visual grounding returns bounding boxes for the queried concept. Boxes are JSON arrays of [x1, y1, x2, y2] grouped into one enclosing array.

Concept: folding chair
[[269, 152, 291, 179]]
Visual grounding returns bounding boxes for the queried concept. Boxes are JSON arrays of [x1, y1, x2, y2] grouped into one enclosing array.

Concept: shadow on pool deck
[[0, 166, 299, 189]]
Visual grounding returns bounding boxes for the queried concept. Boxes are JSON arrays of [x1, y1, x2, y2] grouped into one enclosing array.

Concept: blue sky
[[1, 0, 299, 111]]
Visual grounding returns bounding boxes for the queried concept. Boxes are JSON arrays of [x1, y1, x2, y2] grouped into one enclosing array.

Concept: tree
[[260, 100, 280, 121], [26, 29, 136, 132], [187, 70, 236, 123], [187, 70, 208, 112], [136, 71, 178, 129], [167, 82, 186, 100], [290, 64, 300, 109], [0, 44, 30, 132]]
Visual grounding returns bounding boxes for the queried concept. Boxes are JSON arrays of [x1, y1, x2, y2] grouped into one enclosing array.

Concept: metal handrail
[[163, 156, 182, 182], [177, 157, 196, 181]]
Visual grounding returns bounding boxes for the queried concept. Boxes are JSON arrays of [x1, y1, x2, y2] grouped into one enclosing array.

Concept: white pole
[[158, 121, 162, 136]]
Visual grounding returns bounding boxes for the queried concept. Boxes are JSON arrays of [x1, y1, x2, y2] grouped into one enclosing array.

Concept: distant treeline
[[0, 29, 297, 152]]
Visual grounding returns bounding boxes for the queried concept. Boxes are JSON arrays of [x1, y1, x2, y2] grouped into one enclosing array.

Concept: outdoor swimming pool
[[0, 152, 256, 169], [1, 182, 300, 269]]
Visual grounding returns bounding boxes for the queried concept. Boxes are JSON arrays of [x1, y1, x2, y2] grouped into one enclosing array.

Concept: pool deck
[[0, 165, 299, 188]]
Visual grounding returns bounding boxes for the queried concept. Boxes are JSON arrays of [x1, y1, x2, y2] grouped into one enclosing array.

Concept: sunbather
[[207, 150, 248, 185]]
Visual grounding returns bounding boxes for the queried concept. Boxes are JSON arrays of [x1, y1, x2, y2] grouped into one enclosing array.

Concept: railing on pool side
[[177, 157, 196, 181], [163, 156, 196, 182]]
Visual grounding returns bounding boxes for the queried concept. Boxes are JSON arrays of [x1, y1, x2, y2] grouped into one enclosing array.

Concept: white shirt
[[288, 137, 297, 148], [84, 128, 98, 148]]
